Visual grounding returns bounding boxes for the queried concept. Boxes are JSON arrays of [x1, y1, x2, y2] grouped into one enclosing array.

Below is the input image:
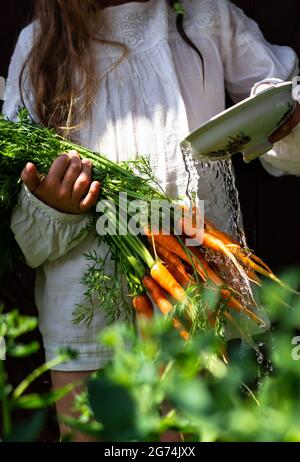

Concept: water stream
[[181, 143, 265, 321]]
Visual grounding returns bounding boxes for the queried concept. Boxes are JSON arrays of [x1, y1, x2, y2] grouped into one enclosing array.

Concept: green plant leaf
[[7, 341, 40, 357], [4, 410, 46, 442], [13, 383, 75, 409], [88, 376, 139, 441]]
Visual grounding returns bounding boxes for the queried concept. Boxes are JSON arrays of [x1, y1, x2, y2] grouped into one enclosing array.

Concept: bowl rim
[[182, 81, 295, 145]]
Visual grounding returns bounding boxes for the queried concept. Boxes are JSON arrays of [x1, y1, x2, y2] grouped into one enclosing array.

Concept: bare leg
[[159, 401, 183, 442], [51, 370, 96, 442]]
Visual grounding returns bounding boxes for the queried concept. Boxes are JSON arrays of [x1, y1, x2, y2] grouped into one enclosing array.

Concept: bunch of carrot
[[0, 109, 293, 343], [129, 205, 292, 342]]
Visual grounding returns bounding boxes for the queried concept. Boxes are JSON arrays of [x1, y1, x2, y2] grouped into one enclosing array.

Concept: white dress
[[3, 0, 300, 370]]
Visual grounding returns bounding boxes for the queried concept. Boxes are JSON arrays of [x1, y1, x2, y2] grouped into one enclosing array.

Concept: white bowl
[[181, 82, 296, 163]]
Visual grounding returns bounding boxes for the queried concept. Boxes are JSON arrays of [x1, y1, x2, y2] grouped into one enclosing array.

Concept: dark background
[[0, 0, 300, 441]]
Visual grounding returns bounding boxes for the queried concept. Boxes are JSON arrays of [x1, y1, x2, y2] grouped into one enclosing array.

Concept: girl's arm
[[3, 24, 99, 268], [218, 0, 300, 176]]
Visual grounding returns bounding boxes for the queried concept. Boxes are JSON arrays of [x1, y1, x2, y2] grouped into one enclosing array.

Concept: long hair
[[21, 0, 203, 133]]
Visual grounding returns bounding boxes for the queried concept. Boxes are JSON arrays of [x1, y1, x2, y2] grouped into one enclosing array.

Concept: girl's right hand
[[20, 150, 101, 214]]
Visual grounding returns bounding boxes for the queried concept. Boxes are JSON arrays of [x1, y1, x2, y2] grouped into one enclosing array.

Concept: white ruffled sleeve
[[11, 186, 92, 268], [259, 126, 300, 177], [3, 24, 92, 268], [218, 1, 298, 101], [218, 0, 300, 176], [11, 186, 90, 268]]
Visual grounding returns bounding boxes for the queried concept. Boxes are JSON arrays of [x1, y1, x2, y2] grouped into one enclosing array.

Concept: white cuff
[[251, 78, 284, 96], [22, 185, 88, 224]]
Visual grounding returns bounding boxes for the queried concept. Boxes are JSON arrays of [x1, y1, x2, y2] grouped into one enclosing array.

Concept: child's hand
[[20, 150, 101, 214], [269, 103, 300, 143]]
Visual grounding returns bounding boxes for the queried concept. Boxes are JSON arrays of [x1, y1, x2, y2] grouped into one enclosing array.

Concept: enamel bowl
[[181, 82, 296, 163]]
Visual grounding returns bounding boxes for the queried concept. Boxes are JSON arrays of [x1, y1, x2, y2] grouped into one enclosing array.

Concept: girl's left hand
[[269, 103, 300, 143]]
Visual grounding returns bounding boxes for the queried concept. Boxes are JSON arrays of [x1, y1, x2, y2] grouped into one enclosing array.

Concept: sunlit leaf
[[13, 383, 74, 409], [7, 341, 40, 357]]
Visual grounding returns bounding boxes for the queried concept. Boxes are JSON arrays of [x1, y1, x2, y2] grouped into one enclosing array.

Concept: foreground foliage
[[1, 268, 299, 442]]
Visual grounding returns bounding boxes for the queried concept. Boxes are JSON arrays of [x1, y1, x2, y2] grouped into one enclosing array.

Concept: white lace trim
[[93, 0, 224, 58], [184, 0, 221, 29], [96, 0, 169, 57], [16, 1, 264, 59]]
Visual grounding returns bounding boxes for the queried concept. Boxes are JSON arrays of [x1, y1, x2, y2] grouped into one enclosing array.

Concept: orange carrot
[[187, 247, 266, 326], [175, 204, 204, 237], [244, 269, 262, 285], [204, 219, 269, 283], [154, 242, 190, 278], [204, 218, 238, 246], [222, 289, 265, 326], [144, 227, 266, 324], [166, 262, 194, 289], [146, 227, 218, 285], [143, 276, 173, 316], [147, 225, 245, 285], [186, 246, 221, 283], [202, 232, 246, 275], [176, 213, 254, 281], [178, 210, 236, 251], [174, 213, 268, 285], [144, 226, 190, 264], [204, 220, 272, 274], [232, 250, 274, 278], [176, 213, 199, 239], [150, 262, 187, 303], [133, 294, 154, 320], [248, 253, 272, 273], [179, 216, 261, 285], [143, 276, 189, 340], [189, 240, 259, 304], [229, 248, 299, 294], [172, 321, 189, 341]]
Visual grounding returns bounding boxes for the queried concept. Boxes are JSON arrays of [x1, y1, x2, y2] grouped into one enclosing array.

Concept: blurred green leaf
[[4, 410, 46, 442], [88, 376, 139, 441], [7, 341, 40, 357], [61, 416, 103, 439], [13, 383, 75, 409], [168, 377, 212, 415], [2, 268, 300, 442]]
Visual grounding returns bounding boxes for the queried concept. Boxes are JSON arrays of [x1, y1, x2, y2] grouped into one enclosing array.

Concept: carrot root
[[143, 275, 189, 340], [133, 294, 154, 320], [150, 262, 187, 303]]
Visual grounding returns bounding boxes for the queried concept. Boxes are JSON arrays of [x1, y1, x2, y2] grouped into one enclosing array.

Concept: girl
[[3, 0, 300, 440]]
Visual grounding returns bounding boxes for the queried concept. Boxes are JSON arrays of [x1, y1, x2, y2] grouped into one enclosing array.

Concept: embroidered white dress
[[3, 0, 300, 370]]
